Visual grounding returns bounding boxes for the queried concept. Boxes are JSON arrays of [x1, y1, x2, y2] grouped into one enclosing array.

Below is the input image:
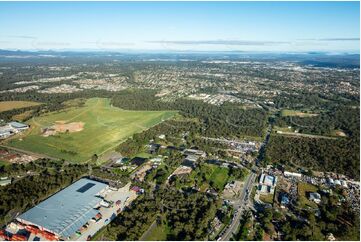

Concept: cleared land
[[281, 109, 318, 117], [0, 101, 41, 112], [259, 193, 274, 204], [7, 98, 176, 162], [274, 131, 337, 140], [141, 217, 170, 241], [12, 110, 35, 121], [203, 164, 229, 191], [297, 182, 318, 209]]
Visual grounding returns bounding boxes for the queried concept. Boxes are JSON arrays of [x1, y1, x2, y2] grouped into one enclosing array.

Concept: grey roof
[[309, 192, 321, 200], [9, 121, 28, 128], [17, 178, 108, 238]]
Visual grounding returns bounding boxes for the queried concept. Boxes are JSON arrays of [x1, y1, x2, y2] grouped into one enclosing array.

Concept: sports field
[[281, 109, 318, 117], [0, 101, 42, 112], [7, 98, 176, 162]]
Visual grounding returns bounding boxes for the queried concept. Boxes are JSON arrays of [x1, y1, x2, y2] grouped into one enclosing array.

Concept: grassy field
[[12, 110, 35, 121], [281, 109, 318, 117], [142, 219, 170, 241], [0, 160, 9, 167], [202, 164, 229, 191], [7, 98, 176, 163], [0, 101, 42, 112], [260, 193, 274, 204], [297, 182, 318, 208], [209, 166, 229, 190]]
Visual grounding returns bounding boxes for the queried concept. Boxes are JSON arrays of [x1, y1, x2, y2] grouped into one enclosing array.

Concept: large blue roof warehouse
[[17, 178, 108, 239]]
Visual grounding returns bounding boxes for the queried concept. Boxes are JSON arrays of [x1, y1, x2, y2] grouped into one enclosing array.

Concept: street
[[218, 122, 271, 240], [219, 171, 257, 241]]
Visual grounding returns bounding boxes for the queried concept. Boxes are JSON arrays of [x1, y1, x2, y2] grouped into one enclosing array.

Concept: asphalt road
[[219, 123, 272, 240], [219, 171, 257, 241]]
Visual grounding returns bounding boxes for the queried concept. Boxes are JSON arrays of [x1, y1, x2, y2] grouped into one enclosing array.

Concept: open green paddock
[[6, 98, 176, 163]]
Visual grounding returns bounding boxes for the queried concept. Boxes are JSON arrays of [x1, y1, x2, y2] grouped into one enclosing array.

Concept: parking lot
[[70, 182, 137, 241]]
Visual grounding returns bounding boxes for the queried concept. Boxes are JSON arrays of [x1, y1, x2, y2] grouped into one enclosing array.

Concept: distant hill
[[0, 49, 359, 68]]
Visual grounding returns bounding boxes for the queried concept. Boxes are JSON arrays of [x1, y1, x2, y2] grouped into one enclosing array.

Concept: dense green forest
[[265, 135, 359, 179], [275, 106, 359, 137], [274, 92, 359, 110], [111, 89, 268, 138], [268, 96, 359, 179], [104, 187, 219, 240]]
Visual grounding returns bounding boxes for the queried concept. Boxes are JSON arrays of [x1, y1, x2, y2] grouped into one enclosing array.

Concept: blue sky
[[0, 1, 359, 52]]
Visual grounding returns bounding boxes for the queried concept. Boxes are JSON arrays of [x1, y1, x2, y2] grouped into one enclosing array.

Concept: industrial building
[[0, 121, 29, 139], [9, 121, 29, 131], [16, 178, 109, 240]]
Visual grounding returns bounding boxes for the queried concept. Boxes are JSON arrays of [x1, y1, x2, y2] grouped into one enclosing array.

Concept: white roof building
[[309, 192, 321, 204]]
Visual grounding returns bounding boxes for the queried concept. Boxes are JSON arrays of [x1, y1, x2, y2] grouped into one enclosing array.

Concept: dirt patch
[[335, 130, 347, 137], [294, 112, 318, 117], [172, 166, 193, 176], [132, 162, 153, 182], [54, 121, 84, 133], [42, 121, 84, 136], [222, 180, 243, 199]]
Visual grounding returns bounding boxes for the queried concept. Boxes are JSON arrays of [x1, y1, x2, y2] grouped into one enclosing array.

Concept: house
[[206, 159, 222, 166], [280, 194, 290, 208], [184, 154, 199, 163], [148, 143, 161, 154], [206, 188, 218, 197], [181, 159, 196, 168], [183, 149, 206, 157], [327, 178, 334, 185], [130, 186, 144, 194], [0, 149, 8, 156], [327, 233, 336, 241], [114, 157, 128, 165], [166, 145, 180, 151], [0, 178, 11, 186], [130, 157, 147, 166], [309, 192, 321, 204]]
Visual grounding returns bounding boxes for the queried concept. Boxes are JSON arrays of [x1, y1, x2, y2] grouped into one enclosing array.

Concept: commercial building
[[16, 178, 109, 240], [284, 171, 302, 178], [258, 173, 277, 194]]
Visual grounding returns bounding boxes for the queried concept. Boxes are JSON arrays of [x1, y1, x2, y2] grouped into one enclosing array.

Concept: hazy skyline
[[0, 1, 359, 53]]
